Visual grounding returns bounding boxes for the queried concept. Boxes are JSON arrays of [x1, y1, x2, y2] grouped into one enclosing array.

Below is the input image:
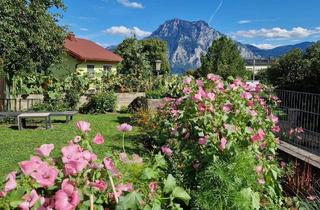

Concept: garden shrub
[[31, 102, 69, 112], [0, 121, 190, 209], [128, 96, 148, 113], [62, 73, 90, 109], [80, 91, 117, 114], [146, 88, 167, 99], [146, 74, 284, 209]]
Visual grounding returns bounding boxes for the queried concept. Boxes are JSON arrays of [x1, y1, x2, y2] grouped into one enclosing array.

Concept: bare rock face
[[147, 18, 255, 73]]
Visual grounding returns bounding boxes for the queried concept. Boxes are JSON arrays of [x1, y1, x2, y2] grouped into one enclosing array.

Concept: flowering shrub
[[0, 121, 190, 209], [146, 74, 284, 209]]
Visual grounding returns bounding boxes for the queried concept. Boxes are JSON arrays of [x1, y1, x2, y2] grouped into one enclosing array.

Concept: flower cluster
[[0, 121, 190, 209], [148, 74, 284, 209]]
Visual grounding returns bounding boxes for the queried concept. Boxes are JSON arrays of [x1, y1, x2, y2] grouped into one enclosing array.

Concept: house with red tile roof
[[62, 34, 122, 76]]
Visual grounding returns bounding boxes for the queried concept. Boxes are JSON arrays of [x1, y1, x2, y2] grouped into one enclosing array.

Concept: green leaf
[[116, 191, 143, 210], [145, 200, 162, 210], [141, 168, 158, 180], [155, 153, 166, 169], [252, 191, 260, 210], [238, 188, 260, 210], [171, 187, 191, 205], [164, 174, 176, 193]]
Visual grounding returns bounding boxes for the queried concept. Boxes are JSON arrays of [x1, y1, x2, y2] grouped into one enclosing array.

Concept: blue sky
[[58, 0, 320, 49]]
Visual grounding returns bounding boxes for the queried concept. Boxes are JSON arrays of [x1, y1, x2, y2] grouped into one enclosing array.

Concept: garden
[[1, 72, 316, 209]]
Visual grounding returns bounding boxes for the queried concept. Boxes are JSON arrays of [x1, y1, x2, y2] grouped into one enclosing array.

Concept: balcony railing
[[276, 90, 320, 155]]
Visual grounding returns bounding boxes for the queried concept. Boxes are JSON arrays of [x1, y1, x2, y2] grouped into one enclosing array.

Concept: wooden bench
[[17, 113, 51, 130]]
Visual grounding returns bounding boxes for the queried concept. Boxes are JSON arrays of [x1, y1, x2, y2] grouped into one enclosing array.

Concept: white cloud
[[252, 43, 279, 50], [104, 26, 151, 37], [97, 42, 112, 48], [234, 27, 320, 39], [117, 0, 144, 9], [80, 28, 88, 31], [238, 20, 252, 24]]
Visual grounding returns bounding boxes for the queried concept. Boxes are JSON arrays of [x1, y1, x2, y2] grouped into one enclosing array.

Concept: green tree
[[141, 39, 170, 74], [264, 49, 309, 91], [115, 37, 151, 91], [259, 42, 320, 93], [0, 0, 66, 88], [303, 42, 320, 92], [199, 37, 249, 79]]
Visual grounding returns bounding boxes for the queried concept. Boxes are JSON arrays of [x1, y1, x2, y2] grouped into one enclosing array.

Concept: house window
[[87, 64, 95, 74], [103, 64, 112, 75]]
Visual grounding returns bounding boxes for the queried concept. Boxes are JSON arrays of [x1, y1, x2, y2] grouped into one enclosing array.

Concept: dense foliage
[[14, 73, 90, 111], [258, 42, 320, 93], [0, 0, 66, 84], [199, 37, 249, 80], [141, 39, 170, 74], [80, 91, 117, 114], [0, 121, 190, 209], [144, 74, 284, 209], [114, 37, 171, 92], [145, 75, 184, 99]]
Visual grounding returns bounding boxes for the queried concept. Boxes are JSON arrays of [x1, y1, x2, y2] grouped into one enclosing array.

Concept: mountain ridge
[[108, 18, 317, 73], [146, 18, 254, 73]]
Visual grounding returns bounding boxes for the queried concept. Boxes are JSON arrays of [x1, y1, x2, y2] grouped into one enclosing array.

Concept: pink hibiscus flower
[[2, 171, 17, 194], [117, 123, 133, 132], [148, 182, 158, 193], [103, 157, 119, 176], [222, 103, 232, 113], [35, 144, 54, 157], [19, 156, 43, 175], [271, 126, 281, 133], [55, 179, 80, 210], [92, 133, 105, 145], [255, 165, 263, 174], [76, 121, 91, 133], [31, 163, 58, 187], [240, 92, 253, 100], [198, 137, 208, 145], [38, 197, 55, 210], [220, 138, 227, 151], [267, 114, 279, 124], [183, 87, 192, 94], [19, 190, 39, 210], [73, 136, 81, 143], [183, 77, 192, 84], [116, 183, 133, 193], [251, 129, 265, 142], [91, 180, 107, 192], [206, 92, 216, 101], [196, 79, 204, 87], [207, 74, 220, 81], [161, 145, 173, 157]]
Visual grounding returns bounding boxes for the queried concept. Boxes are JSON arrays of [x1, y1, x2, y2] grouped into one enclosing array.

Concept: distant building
[[245, 59, 273, 73], [63, 34, 123, 76]]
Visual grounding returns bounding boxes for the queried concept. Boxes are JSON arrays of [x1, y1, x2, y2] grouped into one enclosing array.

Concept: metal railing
[[276, 90, 320, 155], [0, 98, 43, 112]]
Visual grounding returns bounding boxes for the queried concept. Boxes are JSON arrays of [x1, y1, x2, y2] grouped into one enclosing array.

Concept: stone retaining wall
[[79, 92, 146, 110], [116, 92, 145, 110], [4, 93, 147, 111]]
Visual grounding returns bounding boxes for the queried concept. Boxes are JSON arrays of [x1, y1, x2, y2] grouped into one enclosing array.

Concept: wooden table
[[17, 113, 51, 130]]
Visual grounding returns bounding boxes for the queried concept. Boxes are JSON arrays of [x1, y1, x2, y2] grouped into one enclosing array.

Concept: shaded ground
[[0, 113, 145, 179]]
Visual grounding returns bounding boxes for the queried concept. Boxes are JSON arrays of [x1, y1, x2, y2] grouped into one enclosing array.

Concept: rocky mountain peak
[[147, 19, 253, 73]]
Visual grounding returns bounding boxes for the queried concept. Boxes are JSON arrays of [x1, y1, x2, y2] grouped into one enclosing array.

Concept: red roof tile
[[64, 36, 122, 62]]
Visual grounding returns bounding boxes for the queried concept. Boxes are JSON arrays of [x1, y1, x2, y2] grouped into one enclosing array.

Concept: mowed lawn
[[0, 113, 145, 179]]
